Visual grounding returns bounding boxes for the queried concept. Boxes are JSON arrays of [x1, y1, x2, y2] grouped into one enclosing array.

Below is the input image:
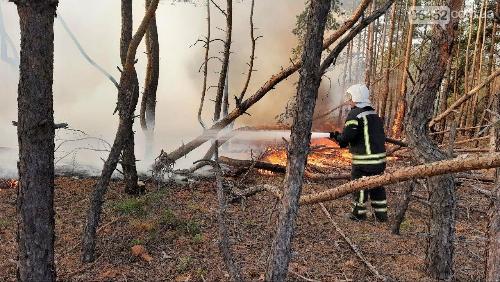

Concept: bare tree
[[213, 0, 232, 121], [265, 1, 331, 280], [12, 0, 58, 280], [140, 0, 160, 161], [81, 0, 160, 262], [405, 0, 463, 279]]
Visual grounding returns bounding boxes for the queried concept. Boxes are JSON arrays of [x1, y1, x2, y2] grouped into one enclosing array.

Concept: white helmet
[[346, 84, 371, 104]]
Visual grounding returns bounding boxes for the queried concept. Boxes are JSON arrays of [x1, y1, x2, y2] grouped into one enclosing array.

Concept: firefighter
[[330, 84, 388, 222]]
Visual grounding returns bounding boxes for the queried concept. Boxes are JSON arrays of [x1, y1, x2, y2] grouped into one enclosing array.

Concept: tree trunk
[[475, 1, 498, 138], [14, 1, 58, 280], [81, 0, 160, 262], [364, 1, 374, 86], [391, 0, 416, 138], [213, 0, 232, 121], [380, 3, 396, 122], [337, 42, 351, 126], [120, 0, 139, 194], [140, 0, 160, 162], [265, 1, 331, 280], [486, 57, 500, 281], [405, 0, 462, 279]]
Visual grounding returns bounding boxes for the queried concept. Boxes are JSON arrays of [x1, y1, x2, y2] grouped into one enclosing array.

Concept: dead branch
[[238, 0, 257, 101], [430, 69, 500, 128], [299, 152, 500, 205], [319, 203, 386, 281], [312, 103, 346, 121], [198, 0, 211, 129], [194, 160, 242, 281], [320, 0, 395, 73], [153, 0, 375, 172], [12, 120, 68, 129], [219, 156, 286, 174], [213, 0, 232, 121]]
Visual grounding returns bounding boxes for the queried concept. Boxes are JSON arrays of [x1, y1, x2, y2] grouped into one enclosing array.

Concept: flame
[[260, 138, 352, 173], [0, 179, 18, 190]]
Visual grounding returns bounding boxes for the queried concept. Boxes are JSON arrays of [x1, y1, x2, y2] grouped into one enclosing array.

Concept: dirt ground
[[0, 158, 494, 281]]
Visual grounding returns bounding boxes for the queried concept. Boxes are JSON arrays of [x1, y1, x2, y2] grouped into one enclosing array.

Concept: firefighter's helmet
[[346, 84, 370, 104]]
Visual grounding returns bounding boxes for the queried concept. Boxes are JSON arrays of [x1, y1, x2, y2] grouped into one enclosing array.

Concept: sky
[[0, 0, 358, 175]]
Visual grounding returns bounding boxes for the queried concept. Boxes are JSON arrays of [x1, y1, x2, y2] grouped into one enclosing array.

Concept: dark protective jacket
[[336, 106, 386, 169]]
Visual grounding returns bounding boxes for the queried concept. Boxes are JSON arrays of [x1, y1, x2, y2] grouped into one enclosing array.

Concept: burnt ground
[[0, 157, 494, 281]]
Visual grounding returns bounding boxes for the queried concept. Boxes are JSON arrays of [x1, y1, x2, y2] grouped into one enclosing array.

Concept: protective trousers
[[351, 165, 387, 221]]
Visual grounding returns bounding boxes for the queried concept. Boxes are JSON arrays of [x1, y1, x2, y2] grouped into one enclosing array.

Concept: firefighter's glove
[[330, 131, 341, 141]]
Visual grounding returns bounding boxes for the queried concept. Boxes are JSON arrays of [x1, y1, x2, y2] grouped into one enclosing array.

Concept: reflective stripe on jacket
[[336, 106, 386, 166]]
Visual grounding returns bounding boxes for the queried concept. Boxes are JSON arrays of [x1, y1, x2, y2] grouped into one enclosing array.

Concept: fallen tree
[[429, 68, 500, 128], [153, 0, 378, 173], [219, 156, 286, 174], [298, 152, 500, 205]]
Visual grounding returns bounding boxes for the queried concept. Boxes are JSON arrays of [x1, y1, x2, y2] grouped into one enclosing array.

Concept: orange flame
[[260, 138, 352, 173]]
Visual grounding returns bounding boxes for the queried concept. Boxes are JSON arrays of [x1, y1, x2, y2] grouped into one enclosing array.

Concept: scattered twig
[[319, 203, 386, 281]]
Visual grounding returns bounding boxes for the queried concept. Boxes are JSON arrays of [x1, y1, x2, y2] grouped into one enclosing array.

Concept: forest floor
[[0, 154, 494, 281]]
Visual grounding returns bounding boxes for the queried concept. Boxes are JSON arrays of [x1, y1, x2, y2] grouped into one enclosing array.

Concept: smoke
[[0, 0, 366, 176]]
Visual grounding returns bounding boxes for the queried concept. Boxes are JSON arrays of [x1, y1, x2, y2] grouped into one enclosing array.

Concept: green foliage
[[160, 208, 202, 238], [292, 0, 342, 58], [177, 256, 192, 272], [0, 218, 9, 229], [192, 233, 204, 244], [130, 238, 144, 246], [113, 197, 146, 216], [400, 218, 412, 231]]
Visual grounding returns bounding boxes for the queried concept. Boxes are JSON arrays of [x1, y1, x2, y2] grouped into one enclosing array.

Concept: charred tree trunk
[[265, 0, 330, 280], [14, 0, 58, 280], [213, 0, 232, 121], [405, 0, 462, 279], [140, 0, 160, 162], [81, 0, 160, 263], [120, 0, 139, 195]]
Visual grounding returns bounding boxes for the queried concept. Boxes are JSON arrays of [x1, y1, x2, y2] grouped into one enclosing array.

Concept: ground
[[0, 158, 494, 281]]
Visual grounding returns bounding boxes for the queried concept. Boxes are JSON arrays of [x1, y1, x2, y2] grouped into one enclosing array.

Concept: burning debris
[[0, 179, 18, 190]]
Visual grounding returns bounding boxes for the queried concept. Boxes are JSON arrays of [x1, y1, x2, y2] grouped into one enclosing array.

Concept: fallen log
[[152, 0, 377, 172], [299, 152, 500, 205], [430, 69, 500, 128], [219, 156, 286, 174]]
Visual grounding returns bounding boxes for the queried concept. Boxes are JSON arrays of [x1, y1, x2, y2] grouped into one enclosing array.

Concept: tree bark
[[299, 152, 500, 206], [265, 1, 330, 280], [81, 0, 159, 263], [486, 72, 500, 281], [152, 0, 374, 172], [405, 0, 462, 278], [213, 0, 232, 121], [120, 0, 139, 195], [14, 0, 58, 280], [140, 0, 160, 162]]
